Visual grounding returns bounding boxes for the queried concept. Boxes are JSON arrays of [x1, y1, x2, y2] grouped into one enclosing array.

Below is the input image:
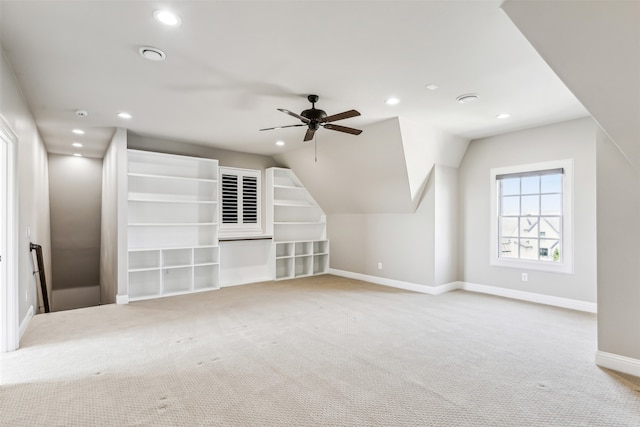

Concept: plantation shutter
[[242, 176, 258, 224], [219, 167, 261, 232], [221, 174, 239, 224]]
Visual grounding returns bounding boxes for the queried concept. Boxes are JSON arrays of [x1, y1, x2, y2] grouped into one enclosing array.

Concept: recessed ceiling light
[[117, 112, 132, 119], [425, 83, 439, 91], [139, 46, 166, 62], [72, 142, 83, 148], [496, 113, 512, 119], [72, 153, 83, 157], [385, 97, 400, 105], [275, 141, 285, 146], [72, 129, 85, 135], [153, 10, 181, 26], [456, 94, 479, 104]]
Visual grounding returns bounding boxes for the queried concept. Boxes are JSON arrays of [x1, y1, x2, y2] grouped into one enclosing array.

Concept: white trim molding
[[596, 351, 640, 378], [116, 294, 129, 305], [460, 281, 596, 313], [19, 305, 34, 339], [327, 269, 596, 313], [328, 269, 460, 295], [0, 114, 19, 352]]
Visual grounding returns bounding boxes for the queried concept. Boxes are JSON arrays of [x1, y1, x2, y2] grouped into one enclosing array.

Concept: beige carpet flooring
[[1, 275, 639, 426]]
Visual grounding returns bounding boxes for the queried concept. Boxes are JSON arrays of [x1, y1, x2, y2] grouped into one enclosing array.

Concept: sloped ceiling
[[502, 0, 640, 168], [273, 117, 468, 214]]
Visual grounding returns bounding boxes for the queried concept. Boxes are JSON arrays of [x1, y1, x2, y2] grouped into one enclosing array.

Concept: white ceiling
[[0, 0, 587, 158]]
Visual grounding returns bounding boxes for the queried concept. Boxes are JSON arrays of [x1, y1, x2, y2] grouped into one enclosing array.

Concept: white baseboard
[[460, 281, 597, 313], [116, 294, 129, 305], [596, 350, 640, 377], [19, 305, 34, 339], [326, 269, 596, 313], [328, 268, 460, 295]]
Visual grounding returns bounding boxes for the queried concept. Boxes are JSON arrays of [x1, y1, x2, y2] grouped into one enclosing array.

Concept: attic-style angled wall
[[273, 118, 414, 214], [274, 116, 469, 289], [503, 0, 640, 371]]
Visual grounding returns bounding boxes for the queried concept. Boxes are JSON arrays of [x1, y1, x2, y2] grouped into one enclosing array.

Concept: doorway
[[0, 115, 18, 352]]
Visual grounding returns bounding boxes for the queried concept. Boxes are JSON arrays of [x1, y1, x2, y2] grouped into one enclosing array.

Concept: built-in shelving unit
[[266, 167, 329, 280], [127, 149, 220, 301]]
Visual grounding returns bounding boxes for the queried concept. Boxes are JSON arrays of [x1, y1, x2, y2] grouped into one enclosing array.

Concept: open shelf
[[267, 168, 330, 281], [127, 150, 220, 301]]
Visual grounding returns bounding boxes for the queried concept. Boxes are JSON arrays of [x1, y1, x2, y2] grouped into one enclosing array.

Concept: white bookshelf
[[266, 167, 329, 280], [127, 150, 220, 301]]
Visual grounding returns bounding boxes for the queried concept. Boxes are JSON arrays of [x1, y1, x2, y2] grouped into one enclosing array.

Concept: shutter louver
[[221, 174, 238, 224], [242, 176, 258, 224]]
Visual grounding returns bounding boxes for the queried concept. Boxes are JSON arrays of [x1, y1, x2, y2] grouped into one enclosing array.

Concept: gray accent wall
[[458, 117, 596, 302], [48, 154, 102, 294]]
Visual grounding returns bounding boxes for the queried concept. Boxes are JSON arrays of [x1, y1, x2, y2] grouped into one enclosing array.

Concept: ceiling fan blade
[[323, 123, 363, 135], [322, 109, 360, 123], [259, 124, 307, 131], [278, 108, 310, 123], [304, 128, 316, 141]]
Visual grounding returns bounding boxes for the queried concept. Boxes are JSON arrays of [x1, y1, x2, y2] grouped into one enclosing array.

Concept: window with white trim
[[219, 167, 261, 234], [490, 160, 573, 273]]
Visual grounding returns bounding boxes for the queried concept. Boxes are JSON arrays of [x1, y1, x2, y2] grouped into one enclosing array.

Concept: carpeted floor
[[1, 275, 639, 426]]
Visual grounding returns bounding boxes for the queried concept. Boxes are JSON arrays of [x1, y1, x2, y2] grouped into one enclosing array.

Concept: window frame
[[489, 159, 574, 274], [219, 166, 262, 236]]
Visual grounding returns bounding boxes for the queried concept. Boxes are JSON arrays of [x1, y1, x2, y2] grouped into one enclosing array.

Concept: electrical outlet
[[522, 273, 528, 282], [377, 262, 383, 270]]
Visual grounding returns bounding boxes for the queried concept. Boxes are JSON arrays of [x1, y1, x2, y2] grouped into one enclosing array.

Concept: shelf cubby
[[162, 267, 193, 294], [313, 240, 328, 254], [276, 242, 294, 258], [194, 247, 218, 265], [313, 254, 328, 275], [194, 264, 219, 290], [295, 256, 312, 277], [162, 248, 192, 268], [128, 250, 160, 271], [276, 257, 294, 280], [128, 270, 161, 299]]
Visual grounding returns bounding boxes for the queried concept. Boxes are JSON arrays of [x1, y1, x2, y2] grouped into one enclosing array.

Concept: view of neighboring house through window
[[498, 168, 563, 263], [490, 159, 573, 274]]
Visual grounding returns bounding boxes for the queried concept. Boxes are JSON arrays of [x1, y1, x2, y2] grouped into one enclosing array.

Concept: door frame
[[0, 114, 19, 352]]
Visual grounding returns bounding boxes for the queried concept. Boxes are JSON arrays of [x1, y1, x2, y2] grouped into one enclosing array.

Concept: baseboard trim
[[19, 305, 34, 339], [326, 269, 596, 313], [460, 282, 597, 313], [596, 350, 640, 377], [116, 294, 129, 305], [328, 269, 460, 295]]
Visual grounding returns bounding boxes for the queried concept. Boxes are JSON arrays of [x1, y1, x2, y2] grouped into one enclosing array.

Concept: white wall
[[49, 154, 102, 297], [458, 117, 596, 302], [99, 128, 127, 304], [327, 173, 436, 285], [596, 128, 640, 360], [0, 49, 52, 324]]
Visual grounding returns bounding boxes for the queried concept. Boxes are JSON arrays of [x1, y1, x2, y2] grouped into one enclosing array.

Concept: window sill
[[490, 258, 573, 274]]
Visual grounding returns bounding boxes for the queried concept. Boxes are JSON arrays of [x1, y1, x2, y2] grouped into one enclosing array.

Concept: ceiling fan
[[260, 95, 363, 141]]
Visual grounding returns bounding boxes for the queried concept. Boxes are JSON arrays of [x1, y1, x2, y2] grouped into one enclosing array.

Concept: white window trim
[[219, 166, 262, 237], [490, 159, 574, 274]]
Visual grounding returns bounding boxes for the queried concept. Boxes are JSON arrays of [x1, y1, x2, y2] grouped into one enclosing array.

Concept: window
[[490, 160, 573, 273], [219, 167, 261, 234]]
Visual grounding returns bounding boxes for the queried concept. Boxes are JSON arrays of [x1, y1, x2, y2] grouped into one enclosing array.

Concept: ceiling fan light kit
[[260, 94, 363, 142]]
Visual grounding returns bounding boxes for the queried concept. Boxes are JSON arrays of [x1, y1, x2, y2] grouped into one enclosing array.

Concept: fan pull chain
[[314, 133, 318, 163]]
